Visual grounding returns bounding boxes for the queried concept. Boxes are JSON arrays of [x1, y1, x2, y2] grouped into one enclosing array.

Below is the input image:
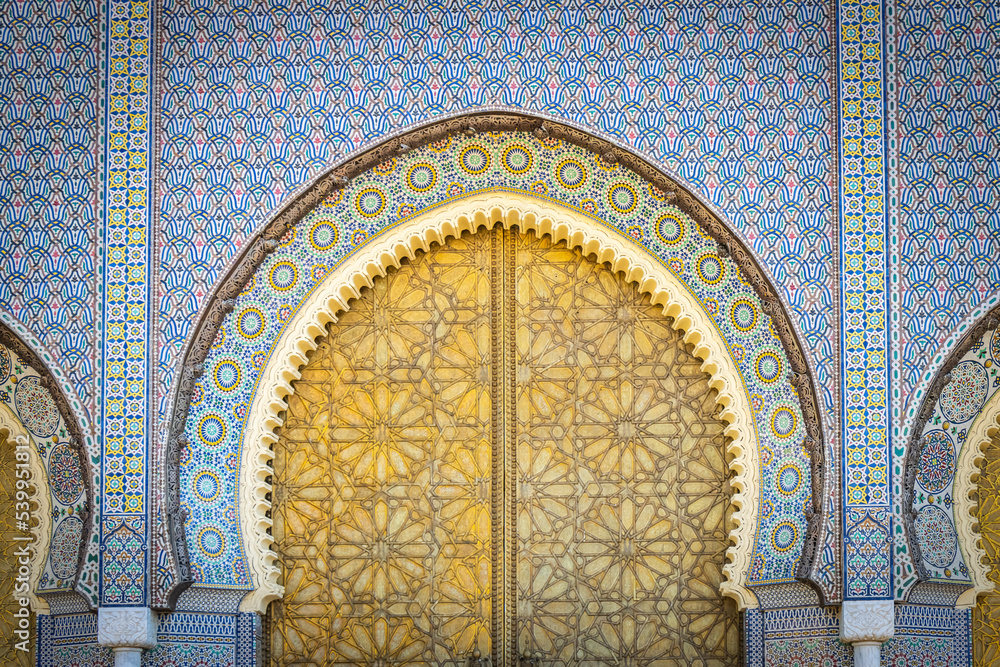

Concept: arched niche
[[158, 111, 831, 612], [0, 320, 96, 608], [901, 303, 1000, 602]]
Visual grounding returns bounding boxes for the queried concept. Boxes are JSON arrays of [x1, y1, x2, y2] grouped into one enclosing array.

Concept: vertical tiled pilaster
[[839, 0, 891, 599], [100, 0, 151, 605]]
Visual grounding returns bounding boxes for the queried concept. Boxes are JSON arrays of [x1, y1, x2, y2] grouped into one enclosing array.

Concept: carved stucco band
[[238, 192, 762, 613], [160, 109, 830, 608], [0, 404, 52, 614], [0, 320, 94, 606], [954, 388, 1000, 607], [903, 306, 1000, 588]]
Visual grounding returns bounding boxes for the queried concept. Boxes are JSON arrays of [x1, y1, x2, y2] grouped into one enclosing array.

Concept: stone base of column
[[852, 641, 881, 667], [112, 647, 143, 667]]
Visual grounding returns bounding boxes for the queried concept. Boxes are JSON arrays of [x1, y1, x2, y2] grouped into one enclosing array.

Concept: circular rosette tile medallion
[[48, 443, 84, 505], [502, 145, 533, 174], [555, 158, 586, 189], [914, 505, 957, 569], [777, 464, 802, 496], [771, 407, 797, 439], [696, 253, 725, 286], [730, 299, 758, 333], [13, 376, 59, 438], [607, 182, 638, 214], [655, 211, 685, 246], [459, 145, 490, 175], [50, 516, 83, 580], [406, 163, 437, 192], [771, 521, 798, 552], [354, 188, 387, 218], [939, 360, 989, 424], [755, 351, 782, 384], [309, 221, 339, 251], [916, 430, 956, 494], [199, 527, 226, 558]]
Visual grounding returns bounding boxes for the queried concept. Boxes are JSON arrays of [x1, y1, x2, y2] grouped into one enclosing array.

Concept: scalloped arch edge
[[954, 388, 1000, 607], [236, 193, 763, 613]]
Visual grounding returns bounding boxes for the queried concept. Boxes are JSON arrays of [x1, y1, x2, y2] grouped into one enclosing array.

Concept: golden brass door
[[269, 227, 740, 666]]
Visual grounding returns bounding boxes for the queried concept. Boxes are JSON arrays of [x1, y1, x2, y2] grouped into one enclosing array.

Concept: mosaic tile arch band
[[904, 302, 1000, 598], [166, 112, 834, 608], [0, 319, 97, 607]]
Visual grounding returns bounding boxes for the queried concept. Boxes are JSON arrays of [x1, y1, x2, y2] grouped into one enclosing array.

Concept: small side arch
[[902, 301, 1000, 601], [0, 318, 96, 608]]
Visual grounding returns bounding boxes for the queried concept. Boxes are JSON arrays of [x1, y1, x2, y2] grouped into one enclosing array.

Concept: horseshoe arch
[[159, 111, 830, 613]]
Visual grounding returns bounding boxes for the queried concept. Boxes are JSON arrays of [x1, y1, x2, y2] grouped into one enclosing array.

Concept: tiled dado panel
[[891, 0, 1000, 597], [0, 0, 101, 416], [155, 0, 839, 439]]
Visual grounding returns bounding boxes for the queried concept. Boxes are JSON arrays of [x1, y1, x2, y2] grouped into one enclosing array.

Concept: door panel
[[269, 226, 740, 666], [271, 231, 496, 665], [513, 231, 739, 666]]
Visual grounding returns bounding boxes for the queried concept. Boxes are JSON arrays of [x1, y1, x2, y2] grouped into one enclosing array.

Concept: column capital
[[97, 607, 157, 650], [840, 600, 894, 644]]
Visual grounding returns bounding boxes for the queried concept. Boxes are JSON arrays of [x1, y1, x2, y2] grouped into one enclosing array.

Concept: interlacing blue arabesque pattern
[[891, 0, 1000, 598], [0, 0, 101, 418]]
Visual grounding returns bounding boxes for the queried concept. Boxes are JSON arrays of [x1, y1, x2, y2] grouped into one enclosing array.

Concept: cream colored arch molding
[[0, 403, 51, 614], [954, 388, 1000, 607], [238, 191, 761, 613]]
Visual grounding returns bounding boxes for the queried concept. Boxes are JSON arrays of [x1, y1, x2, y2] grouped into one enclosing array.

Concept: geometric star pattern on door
[[269, 227, 739, 665]]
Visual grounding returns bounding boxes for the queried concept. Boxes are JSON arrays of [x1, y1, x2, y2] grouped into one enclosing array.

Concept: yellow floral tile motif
[[269, 227, 738, 665]]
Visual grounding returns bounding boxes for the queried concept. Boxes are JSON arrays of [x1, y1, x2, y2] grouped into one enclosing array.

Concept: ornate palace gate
[[266, 226, 741, 666]]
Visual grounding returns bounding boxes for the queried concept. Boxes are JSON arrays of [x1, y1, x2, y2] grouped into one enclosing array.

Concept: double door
[[269, 226, 739, 666]]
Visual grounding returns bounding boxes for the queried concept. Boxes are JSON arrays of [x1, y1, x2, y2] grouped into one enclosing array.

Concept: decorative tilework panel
[[891, 0, 1000, 600], [43, 612, 114, 667], [845, 506, 892, 598], [893, 0, 1000, 413], [0, 0, 101, 415], [762, 606, 849, 667], [745, 608, 764, 666], [839, 0, 891, 600], [141, 612, 239, 667], [881, 638, 953, 667], [882, 604, 963, 667], [155, 0, 839, 454], [180, 133, 814, 592], [101, 0, 153, 606]]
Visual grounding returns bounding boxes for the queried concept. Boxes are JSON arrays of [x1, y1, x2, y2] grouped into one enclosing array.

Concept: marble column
[[840, 600, 894, 667], [97, 607, 157, 667]]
